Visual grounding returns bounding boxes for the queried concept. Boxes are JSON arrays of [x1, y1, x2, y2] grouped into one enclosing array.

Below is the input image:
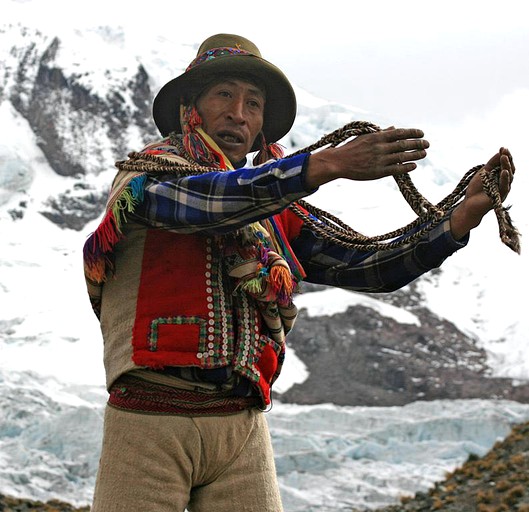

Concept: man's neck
[[233, 157, 247, 169]]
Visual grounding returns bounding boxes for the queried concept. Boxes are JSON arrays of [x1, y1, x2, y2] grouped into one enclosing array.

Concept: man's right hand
[[305, 127, 429, 189]]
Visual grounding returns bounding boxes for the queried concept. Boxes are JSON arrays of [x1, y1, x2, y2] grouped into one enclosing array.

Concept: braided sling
[[117, 121, 521, 254]]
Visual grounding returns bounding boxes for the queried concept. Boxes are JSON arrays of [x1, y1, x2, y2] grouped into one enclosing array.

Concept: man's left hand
[[450, 147, 515, 240]]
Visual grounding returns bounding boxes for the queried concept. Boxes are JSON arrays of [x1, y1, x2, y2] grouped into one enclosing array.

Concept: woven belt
[[108, 373, 261, 416]]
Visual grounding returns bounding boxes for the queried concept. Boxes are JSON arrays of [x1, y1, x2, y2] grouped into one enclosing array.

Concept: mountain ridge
[[1, 19, 528, 511], [1, 18, 527, 409]]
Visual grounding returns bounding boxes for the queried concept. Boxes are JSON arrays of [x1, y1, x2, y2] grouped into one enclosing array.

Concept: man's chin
[[211, 138, 251, 165], [220, 148, 246, 165]]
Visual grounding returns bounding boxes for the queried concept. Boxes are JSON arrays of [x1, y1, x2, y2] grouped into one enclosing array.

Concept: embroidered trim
[[186, 47, 251, 72], [191, 238, 233, 367], [233, 293, 263, 383], [149, 316, 206, 352], [213, 240, 232, 361]]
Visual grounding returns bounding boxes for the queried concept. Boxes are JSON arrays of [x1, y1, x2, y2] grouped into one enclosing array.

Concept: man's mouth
[[217, 131, 244, 145]]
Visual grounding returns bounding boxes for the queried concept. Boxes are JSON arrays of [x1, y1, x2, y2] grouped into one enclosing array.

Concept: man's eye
[[248, 100, 262, 109], [218, 90, 231, 98]]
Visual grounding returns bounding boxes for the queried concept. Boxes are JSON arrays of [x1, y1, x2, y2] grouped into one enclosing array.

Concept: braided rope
[[116, 121, 520, 254], [291, 121, 520, 253]]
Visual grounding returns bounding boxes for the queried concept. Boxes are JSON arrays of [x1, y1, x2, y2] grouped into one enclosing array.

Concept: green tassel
[[111, 186, 140, 230], [241, 277, 263, 295]]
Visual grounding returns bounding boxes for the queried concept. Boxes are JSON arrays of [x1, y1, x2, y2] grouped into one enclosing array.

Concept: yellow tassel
[[250, 222, 269, 238]]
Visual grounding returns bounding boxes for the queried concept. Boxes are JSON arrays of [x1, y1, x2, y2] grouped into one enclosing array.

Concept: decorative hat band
[[185, 47, 252, 72]]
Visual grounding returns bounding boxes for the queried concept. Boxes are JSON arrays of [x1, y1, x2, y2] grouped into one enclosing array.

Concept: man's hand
[[450, 147, 515, 240], [305, 127, 429, 189]]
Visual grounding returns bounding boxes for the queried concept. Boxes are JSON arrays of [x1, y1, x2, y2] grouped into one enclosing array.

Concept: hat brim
[[152, 54, 297, 152]]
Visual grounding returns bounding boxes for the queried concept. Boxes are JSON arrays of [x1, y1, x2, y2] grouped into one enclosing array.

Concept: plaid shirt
[[133, 153, 468, 292]]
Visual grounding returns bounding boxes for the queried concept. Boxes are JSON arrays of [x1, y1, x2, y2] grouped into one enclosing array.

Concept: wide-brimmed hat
[[152, 33, 297, 149]]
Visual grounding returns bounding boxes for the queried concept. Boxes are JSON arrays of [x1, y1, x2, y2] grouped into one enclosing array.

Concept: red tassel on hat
[[187, 106, 203, 131]]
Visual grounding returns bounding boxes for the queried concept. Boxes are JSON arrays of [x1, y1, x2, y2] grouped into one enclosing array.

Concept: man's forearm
[[133, 154, 313, 233]]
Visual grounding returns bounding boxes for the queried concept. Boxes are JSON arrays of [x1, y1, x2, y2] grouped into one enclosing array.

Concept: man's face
[[195, 78, 265, 164]]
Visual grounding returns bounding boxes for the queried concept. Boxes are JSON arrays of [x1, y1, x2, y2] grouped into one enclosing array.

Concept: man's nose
[[226, 97, 245, 124]]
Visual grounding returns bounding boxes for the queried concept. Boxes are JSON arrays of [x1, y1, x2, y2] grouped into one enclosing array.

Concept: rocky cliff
[[0, 24, 157, 229], [276, 282, 529, 407]]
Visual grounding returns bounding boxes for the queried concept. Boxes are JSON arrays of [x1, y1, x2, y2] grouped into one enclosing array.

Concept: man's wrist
[[450, 201, 482, 240], [305, 149, 341, 189]]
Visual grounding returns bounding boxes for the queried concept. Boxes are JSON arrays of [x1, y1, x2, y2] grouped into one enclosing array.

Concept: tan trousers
[[91, 405, 283, 512]]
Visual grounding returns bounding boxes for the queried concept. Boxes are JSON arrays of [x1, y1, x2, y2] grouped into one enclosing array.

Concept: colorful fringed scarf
[[83, 105, 304, 346]]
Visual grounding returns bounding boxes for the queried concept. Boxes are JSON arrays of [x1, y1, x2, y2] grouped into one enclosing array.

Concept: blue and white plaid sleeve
[[291, 214, 469, 292], [133, 153, 313, 234]]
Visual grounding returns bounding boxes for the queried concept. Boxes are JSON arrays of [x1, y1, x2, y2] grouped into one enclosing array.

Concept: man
[[84, 34, 515, 511]]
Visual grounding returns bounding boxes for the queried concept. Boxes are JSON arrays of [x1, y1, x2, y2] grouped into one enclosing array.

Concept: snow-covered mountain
[[1, 16, 528, 511]]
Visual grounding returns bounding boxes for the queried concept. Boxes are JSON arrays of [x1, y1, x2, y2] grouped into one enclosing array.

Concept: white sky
[[6, 0, 529, 128]]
